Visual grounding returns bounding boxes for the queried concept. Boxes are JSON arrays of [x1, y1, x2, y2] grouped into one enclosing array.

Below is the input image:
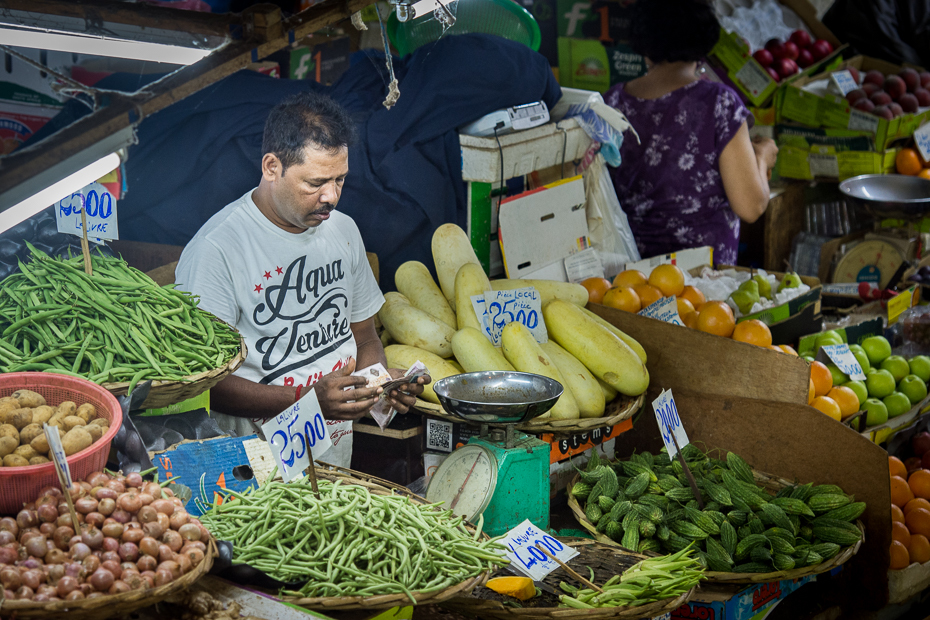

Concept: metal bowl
[[839, 174, 930, 219], [433, 371, 564, 425]]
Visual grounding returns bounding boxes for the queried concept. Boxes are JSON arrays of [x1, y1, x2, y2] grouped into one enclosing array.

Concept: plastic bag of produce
[[583, 153, 640, 277]]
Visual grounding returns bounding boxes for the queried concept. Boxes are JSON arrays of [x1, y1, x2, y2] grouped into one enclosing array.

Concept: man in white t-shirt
[[175, 92, 429, 467]]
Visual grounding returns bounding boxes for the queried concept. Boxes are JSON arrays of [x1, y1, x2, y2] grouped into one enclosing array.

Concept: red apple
[[889, 102, 904, 117], [775, 58, 799, 79], [796, 48, 814, 68], [864, 70, 885, 87], [914, 431, 930, 456], [906, 456, 924, 474], [767, 67, 781, 82], [783, 41, 800, 61], [790, 29, 812, 49], [862, 82, 881, 96], [752, 49, 774, 68], [847, 66, 861, 85], [873, 105, 894, 120], [899, 93, 919, 114], [809, 39, 834, 61], [766, 38, 787, 60], [870, 91, 892, 106], [900, 68, 920, 92], [846, 88, 867, 104], [853, 98, 875, 112], [915, 88, 930, 107], [921, 72, 930, 89], [885, 75, 907, 100]]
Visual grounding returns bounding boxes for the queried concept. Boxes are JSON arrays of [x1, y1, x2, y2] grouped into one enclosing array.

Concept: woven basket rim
[[0, 539, 216, 618], [567, 469, 865, 583]]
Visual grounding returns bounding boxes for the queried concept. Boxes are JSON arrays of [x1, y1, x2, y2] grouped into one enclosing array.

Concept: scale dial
[[833, 239, 905, 289], [425, 445, 497, 521]]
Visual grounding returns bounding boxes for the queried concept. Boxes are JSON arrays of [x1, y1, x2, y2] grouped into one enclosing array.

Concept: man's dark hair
[[629, 0, 721, 63], [262, 91, 357, 174]]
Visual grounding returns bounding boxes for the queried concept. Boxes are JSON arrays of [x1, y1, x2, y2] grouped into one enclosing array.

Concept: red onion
[[105, 480, 126, 495], [176, 553, 191, 575], [0, 567, 22, 589], [82, 554, 100, 574], [150, 499, 174, 516], [143, 482, 161, 497], [97, 498, 116, 516], [161, 488, 175, 498], [74, 497, 98, 515], [178, 523, 202, 542], [154, 569, 173, 587], [87, 592, 104, 599], [45, 549, 68, 565], [24, 535, 47, 559], [0, 531, 14, 546], [137, 555, 157, 572], [125, 473, 143, 489], [181, 541, 206, 554], [168, 511, 189, 530], [118, 542, 139, 562], [136, 506, 157, 524], [19, 529, 41, 543], [89, 568, 114, 592], [16, 510, 38, 530], [101, 537, 119, 553], [64, 561, 84, 580], [15, 585, 34, 599], [142, 521, 165, 540], [95, 488, 117, 502], [71, 542, 92, 561], [101, 551, 120, 564], [68, 535, 83, 548], [38, 522, 55, 536], [79, 582, 94, 596], [157, 545, 174, 564], [110, 509, 131, 525], [82, 527, 104, 550], [21, 569, 42, 590], [121, 528, 144, 544], [139, 537, 160, 558], [0, 517, 19, 536], [19, 558, 41, 570], [66, 589, 85, 600], [85, 512, 105, 529], [155, 512, 170, 532], [137, 493, 154, 507], [109, 580, 131, 594], [56, 577, 78, 596], [101, 560, 122, 578], [86, 472, 109, 488], [181, 547, 205, 567], [53, 526, 73, 550], [101, 523, 123, 539], [118, 494, 142, 514], [47, 564, 65, 583]]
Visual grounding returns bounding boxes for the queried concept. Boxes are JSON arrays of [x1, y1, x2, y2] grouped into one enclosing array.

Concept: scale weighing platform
[[425, 371, 561, 536]]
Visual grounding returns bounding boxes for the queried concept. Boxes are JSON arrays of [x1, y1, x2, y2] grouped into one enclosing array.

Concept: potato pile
[[0, 390, 109, 467]]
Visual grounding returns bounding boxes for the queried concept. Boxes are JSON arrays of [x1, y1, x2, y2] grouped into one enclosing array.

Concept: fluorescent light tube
[[0, 27, 212, 65], [0, 152, 121, 235]]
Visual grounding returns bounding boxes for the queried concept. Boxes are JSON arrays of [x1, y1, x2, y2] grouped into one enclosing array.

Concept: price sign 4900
[[262, 389, 332, 482]]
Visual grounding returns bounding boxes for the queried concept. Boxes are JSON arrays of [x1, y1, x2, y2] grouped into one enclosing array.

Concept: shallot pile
[[0, 470, 210, 602]]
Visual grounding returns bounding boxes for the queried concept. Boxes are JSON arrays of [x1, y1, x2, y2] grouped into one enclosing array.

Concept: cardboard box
[[776, 124, 898, 180], [247, 61, 281, 78], [781, 56, 930, 151], [672, 576, 816, 620], [289, 36, 350, 85], [0, 102, 58, 154], [0, 48, 70, 107], [622, 246, 714, 278], [557, 38, 611, 93]]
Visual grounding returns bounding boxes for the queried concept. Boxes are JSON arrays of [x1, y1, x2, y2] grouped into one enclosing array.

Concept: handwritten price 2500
[[270, 409, 327, 470], [57, 190, 114, 219], [488, 298, 539, 330]]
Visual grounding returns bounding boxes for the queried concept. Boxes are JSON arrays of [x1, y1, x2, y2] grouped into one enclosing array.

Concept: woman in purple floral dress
[[605, 0, 778, 265]]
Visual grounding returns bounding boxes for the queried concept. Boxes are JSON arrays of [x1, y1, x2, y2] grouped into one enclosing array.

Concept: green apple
[[881, 355, 910, 383], [866, 368, 896, 399], [843, 380, 868, 406], [826, 364, 848, 387], [861, 335, 892, 366], [848, 344, 871, 373], [863, 398, 888, 426], [899, 375, 929, 404], [883, 391, 912, 418], [815, 330, 844, 352], [909, 355, 930, 383]]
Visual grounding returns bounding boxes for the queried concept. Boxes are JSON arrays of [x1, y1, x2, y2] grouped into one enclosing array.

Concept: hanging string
[[375, 5, 400, 109], [0, 45, 99, 111]]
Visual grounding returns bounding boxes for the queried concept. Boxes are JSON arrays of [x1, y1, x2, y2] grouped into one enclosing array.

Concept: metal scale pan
[[840, 174, 930, 219]]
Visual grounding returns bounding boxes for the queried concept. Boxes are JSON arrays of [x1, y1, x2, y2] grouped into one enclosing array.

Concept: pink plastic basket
[[0, 372, 122, 515]]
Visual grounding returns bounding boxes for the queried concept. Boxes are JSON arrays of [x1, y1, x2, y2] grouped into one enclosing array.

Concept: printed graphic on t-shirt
[[251, 255, 352, 384]]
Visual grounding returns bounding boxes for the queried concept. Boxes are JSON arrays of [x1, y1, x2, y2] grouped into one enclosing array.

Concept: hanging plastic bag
[[583, 153, 640, 276]]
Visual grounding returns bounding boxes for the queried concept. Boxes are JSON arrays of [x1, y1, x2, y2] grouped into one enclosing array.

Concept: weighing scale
[[425, 371, 560, 537], [832, 237, 908, 289]]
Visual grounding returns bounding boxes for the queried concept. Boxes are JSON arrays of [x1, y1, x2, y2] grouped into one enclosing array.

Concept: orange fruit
[[768, 345, 782, 352], [894, 475, 917, 508], [906, 507, 930, 538], [731, 319, 773, 347], [633, 284, 663, 309], [695, 301, 736, 337], [648, 264, 685, 297], [905, 498, 930, 515], [890, 540, 910, 570], [910, 469, 930, 500], [676, 297, 695, 318], [679, 285, 705, 311], [682, 311, 699, 329], [581, 277, 612, 304], [808, 378, 816, 405], [810, 360, 834, 397], [919, 168, 930, 181], [603, 286, 641, 313], [827, 386, 861, 419], [893, 520, 912, 546], [897, 148, 924, 176], [891, 456, 908, 479], [779, 345, 798, 356], [893, 504, 907, 524], [811, 396, 842, 421], [613, 270, 648, 289], [908, 534, 930, 564]]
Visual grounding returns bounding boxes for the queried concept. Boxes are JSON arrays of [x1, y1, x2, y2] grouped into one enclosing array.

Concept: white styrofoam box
[[0, 47, 73, 107], [623, 246, 715, 276]]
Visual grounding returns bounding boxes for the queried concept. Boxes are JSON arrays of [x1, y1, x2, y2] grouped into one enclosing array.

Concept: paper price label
[[502, 519, 579, 581], [915, 122, 930, 164], [652, 389, 689, 458], [819, 344, 866, 381], [470, 295, 494, 342], [830, 70, 858, 96], [809, 153, 840, 179], [888, 285, 920, 325], [736, 60, 772, 97], [55, 181, 119, 242], [847, 109, 879, 134], [43, 424, 72, 489], [261, 389, 332, 483], [484, 288, 547, 346], [638, 297, 684, 326], [564, 248, 605, 284]]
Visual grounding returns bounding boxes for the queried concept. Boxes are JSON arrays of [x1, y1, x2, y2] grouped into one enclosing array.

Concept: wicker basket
[[442, 538, 697, 620], [413, 393, 644, 435], [567, 469, 865, 583], [272, 463, 495, 612], [102, 335, 246, 410], [0, 539, 216, 620]]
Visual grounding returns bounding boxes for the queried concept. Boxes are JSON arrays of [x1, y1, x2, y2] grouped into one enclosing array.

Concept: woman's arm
[[719, 121, 778, 223]]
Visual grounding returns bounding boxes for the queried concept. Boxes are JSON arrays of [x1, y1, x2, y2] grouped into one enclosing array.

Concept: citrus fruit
[[893, 475, 916, 507], [679, 285, 706, 311], [603, 286, 641, 313], [919, 168, 930, 181], [613, 270, 647, 289], [890, 540, 910, 569], [731, 319, 773, 347], [767, 345, 782, 352], [581, 277, 612, 304], [810, 360, 834, 397], [905, 498, 930, 515], [891, 456, 908, 479], [648, 264, 685, 297], [893, 520, 912, 546], [676, 297, 695, 319], [682, 311, 698, 329], [910, 469, 930, 500], [808, 378, 815, 405], [897, 148, 924, 176], [893, 504, 907, 524], [827, 385, 861, 419], [908, 534, 930, 564], [695, 301, 736, 337], [633, 284, 663, 309], [779, 345, 798, 356], [811, 396, 841, 421], [906, 507, 930, 538]]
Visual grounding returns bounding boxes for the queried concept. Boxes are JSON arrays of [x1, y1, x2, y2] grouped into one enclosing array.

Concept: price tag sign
[[484, 288, 547, 346], [638, 297, 684, 326], [470, 294, 494, 342], [736, 60, 773, 97], [830, 70, 859, 96], [819, 344, 866, 381], [261, 389, 332, 483], [809, 152, 840, 179], [564, 248, 605, 284], [652, 389, 689, 458], [502, 519, 578, 581], [55, 181, 119, 242], [43, 423, 72, 489], [915, 122, 930, 164], [847, 109, 879, 134], [888, 285, 920, 325]]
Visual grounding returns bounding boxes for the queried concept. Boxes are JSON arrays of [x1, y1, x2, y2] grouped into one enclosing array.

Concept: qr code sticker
[[426, 418, 453, 452]]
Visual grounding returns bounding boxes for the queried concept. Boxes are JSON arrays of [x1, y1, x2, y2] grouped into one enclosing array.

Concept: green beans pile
[[559, 546, 704, 609], [199, 475, 507, 602], [0, 244, 240, 391]]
